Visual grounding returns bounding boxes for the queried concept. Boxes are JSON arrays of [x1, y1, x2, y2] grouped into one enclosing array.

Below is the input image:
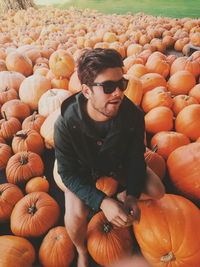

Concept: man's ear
[[82, 84, 91, 99]]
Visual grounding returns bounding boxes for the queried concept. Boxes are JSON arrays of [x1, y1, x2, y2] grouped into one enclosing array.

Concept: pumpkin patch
[[0, 4, 199, 267]]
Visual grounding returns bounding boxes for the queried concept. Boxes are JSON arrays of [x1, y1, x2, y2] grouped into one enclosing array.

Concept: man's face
[[85, 67, 125, 121]]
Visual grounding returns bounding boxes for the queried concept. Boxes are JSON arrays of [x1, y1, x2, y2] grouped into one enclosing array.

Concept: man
[[54, 48, 165, 267]]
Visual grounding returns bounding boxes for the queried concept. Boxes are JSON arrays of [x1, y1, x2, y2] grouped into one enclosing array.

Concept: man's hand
[[123, 195, 141, 224], [100, 197, 134, 228]]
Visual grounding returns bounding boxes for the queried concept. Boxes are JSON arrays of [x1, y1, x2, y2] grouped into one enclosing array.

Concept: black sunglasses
[[91, 77, 128, 94]]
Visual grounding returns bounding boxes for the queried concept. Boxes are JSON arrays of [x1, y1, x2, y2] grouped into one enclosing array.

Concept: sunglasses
[[91, 77, 128, 94]]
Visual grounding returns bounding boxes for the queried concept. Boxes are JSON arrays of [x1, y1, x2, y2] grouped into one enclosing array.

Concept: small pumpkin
[[12, 129, 44, 155], [124, 74, 143, 106], [0, 70, 25, 91], [140, 73, 167, 94], [172, 94, 198, 115], [0, 111, 22, 140], [0, 87, 18, 105], [25, 176, 49, 194], [22, 111, 46, 133], [96, 176, 119, 197], [6, 151, 44, 185], [39, 226, 75, 267]]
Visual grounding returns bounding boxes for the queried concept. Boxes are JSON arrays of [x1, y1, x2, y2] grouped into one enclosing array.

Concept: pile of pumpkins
[[0, 5, 200, 267]]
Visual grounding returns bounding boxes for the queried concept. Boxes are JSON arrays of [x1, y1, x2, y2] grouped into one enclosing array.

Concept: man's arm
[[54, 115, 106, 212]]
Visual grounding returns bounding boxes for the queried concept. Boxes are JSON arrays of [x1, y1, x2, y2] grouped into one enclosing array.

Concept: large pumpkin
[[0, 183, 23, 222], [0, 235, 35, 267], [87, 211, 134, 266], [167, 142, 200, 202], [19, 74, 51, 110], [38, 88, 72, 117], [134, 194, 200, 266], [40, 108, 60, 149], [96, 176, 119, 196], [39, 226, 75, 267], [6, 151, 44, 185], [0, 70, 25, 91], [10, 191, 60, 237]]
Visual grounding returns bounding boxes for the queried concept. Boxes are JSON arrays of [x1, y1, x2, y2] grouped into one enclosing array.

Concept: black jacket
[[54, 92, 146, 212]]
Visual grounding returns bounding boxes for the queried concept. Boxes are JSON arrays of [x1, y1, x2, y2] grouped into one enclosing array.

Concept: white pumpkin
[[38, 88, 72, 117]]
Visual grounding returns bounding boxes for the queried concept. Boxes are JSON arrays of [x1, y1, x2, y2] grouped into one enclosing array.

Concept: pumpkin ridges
[[134, 194, 200, 266], [87, 211, 134, 266], [10, 191, 60, 237]]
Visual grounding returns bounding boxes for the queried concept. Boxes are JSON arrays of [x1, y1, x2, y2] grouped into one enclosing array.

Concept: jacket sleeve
[[124, 112, 147, 198], [54, 115, 106, 212]]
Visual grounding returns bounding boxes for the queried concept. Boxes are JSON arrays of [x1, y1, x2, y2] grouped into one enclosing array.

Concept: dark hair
[[77, 48, 124, 85]]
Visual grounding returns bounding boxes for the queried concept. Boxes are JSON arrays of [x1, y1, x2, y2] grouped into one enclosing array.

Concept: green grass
[[35, 0, 200, 18]]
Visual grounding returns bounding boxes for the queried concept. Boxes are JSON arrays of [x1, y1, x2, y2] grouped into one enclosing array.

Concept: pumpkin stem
[[50, 89, 56, 96], [152, 144, 158, 153], [3, 87, 9, 92], [2, 111, 7, 121], [0, 191, 2, 196], [103, 222, 112, 233], [31, 111, 37, 122], [15, 133, 28, 139], [160, 252, 176, 262], [19, 152, 29, 165], [28, 203, 37, 215]]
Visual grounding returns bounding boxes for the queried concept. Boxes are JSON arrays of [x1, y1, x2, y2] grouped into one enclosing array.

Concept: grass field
[[35, 0, 200, 18]]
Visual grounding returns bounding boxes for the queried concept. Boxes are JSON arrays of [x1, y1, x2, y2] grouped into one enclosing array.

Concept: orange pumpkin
[[1, 99, 31, 121], [142, 86, 173, 113], [39, 226, 75, 267], [22, 111, 46, 133], [0, 235, 35, 267], [134, 194, 200, 266], [49, 49, 75, 78], [150, 131, 190, 159], [167, 143, 200, 202], [170, 56, 200, 78], [167, 70, 196, 96], [12, 129, 45, 155], [10, 192, 60, 237], [0, 143, 12, 170], [140, 73, 167, 94], [124, 74, 143, 105], [25, 176, 49, 194], [145, 106, 174, 134], [87, 211, 134, 266], [144, 146, 166, 179], [96, 176, 119, 197], [0, 112, 22, 140], [6, 51, 33, 77], [0, 87, 18, 105], [0, 183, 23, 222], [172, 94, 198, 115], [175, 104, 200, 141], [6, 151, 44, 185], [189, 84, 200, 103]]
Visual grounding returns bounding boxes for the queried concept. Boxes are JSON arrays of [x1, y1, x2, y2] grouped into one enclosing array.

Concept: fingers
[[111, 215, 134, 228]]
